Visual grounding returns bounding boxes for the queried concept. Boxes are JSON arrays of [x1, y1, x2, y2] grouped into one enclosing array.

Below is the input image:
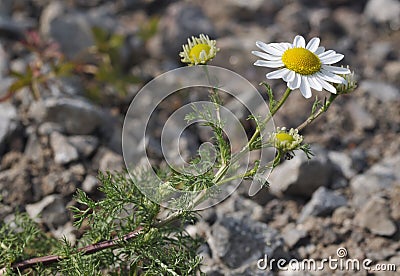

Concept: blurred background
[[0, 0, 399, 275]]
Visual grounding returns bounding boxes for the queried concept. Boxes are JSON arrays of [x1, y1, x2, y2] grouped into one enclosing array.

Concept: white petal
[[320, 53, 344, 64], [318, 50, 336, 58], [266, 68, 288, 79], [251, 51, 282, 60], [319, 79, 337, 93], [269, 43, 286, 51], [280, 42, 292, 50], [288, 73, 301, 89], [314, 46, 325, 55], [284, 70, 296, 82], [308, 75, 323, 91], [293, 35, 306, 48], [322, 65, 351, 74], [254, 60, 284, 68], [256, 41, 284, 55], [320, 69, 346, 83], [306, 37, 320, 52], [299, 76, 312, 98]]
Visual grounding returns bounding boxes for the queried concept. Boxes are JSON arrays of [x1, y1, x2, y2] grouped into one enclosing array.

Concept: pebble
[[297, 187, 347, 223], [29, 97, 107, 135], [354, 196, 397, 237], [50, 132, 79, 165], [26, 194, 69, 228], [269, 146, 335, 198]]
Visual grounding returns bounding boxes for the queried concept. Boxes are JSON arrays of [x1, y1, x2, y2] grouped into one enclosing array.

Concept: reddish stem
[[10, 226, 144, 272]]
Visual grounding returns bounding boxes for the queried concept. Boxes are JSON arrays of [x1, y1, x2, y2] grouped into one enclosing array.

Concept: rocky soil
[[0, 0, 399, 275]]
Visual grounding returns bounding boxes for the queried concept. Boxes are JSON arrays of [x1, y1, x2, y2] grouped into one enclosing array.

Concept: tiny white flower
[[269, 127, 303, 152], [179, 34, 219, 66], [252, 35, 351, 98]]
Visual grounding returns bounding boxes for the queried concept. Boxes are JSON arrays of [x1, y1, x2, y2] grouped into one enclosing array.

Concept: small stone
[[0, 102, 18, 154], [26, 195, 69, 228], [354, 196, 397, 237], [351, 155, 399, 208], [364, 0, 400, 28], [346, 100, 376, 130], [69, 164, 86, 176], [38, 122, 64, 135], [68, 135, 99, 158], [50, 132, 79, 165], [298, 187, 347, 223], [24, 133, 43, 162], [0, 41, 8, 78], [82, 175, 99, 193], [269, 146, 335, 198], [41, 173, 58, 195], [365, 238, 396, 261], [29, 97, 108, 135], [360, 80, 399, 102], [332, 206, 353, 225], [40, 2, 94, 59], [209, 215, 285, 269], [51, 221, 76, 246], [95, 147, 124, 172], [282, 224, 308, 248], [328, 151, 356, 179], [0, 164, 32, 206]]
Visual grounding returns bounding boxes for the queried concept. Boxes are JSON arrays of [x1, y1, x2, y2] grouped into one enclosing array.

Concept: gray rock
[[367, 42, 393, 66], [38, 122, 65, 135], [215, 195, 264, 222], [50, 132, 79, 165], [24, 133, 43, 162], [269, 146, 335, 198], [29, 97, 107, 135], [0, 42, 8, 79], [364, 0, 400, 28], [26, 194, 69, 228], [0, 17, 25, 41], [0, 102, 18, 155], [328, 151, 356, 179], [350, 155, 400, 208], [354, 196, 397, 237], [0, 162, 32, 207], [95, 147, 124, 172], [159, 3, 215, 58], [209, 215, 285, 269], [41, 173, 58, 196], [40, 2, 94, 59], [0, 0, 12, 17], [346, 100, 376, 130], [82, 175, 99, 193], [298, 187, 347, 223], [360, 80, 399, 102], [68, 135, 99, 158], [282, 225, 308, 248], [52, 221, 77, 246]]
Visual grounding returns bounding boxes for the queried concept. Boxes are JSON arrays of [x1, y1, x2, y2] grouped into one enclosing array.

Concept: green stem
[[246, 87, 292, 150], [296, 94, 338, 131], [157, 86, 293, 227]]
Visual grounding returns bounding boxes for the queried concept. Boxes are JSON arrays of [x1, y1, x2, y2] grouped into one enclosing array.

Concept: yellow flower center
[[275, 133, 294, 143], [282, 48, 321, 75], [189, 44, 210, 61]]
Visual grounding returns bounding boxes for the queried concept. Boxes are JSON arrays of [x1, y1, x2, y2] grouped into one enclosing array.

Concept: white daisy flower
[[268, 127, 303, 152], [179, 34, 219, 66], [252, 35, 351, 98]]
